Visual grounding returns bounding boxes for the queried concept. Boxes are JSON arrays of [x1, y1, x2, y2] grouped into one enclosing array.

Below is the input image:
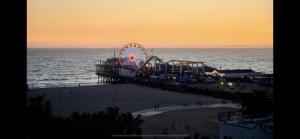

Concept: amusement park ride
[[95, 43, 272, 96], [95, 43, 206, 82]]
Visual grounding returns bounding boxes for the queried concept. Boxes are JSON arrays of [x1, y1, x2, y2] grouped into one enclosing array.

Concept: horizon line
[[27, 47, 273, 49], [27, 43, 273, 49]]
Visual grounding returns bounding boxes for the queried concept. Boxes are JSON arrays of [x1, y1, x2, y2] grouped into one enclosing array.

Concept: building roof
[[223, 115, 273, 133]]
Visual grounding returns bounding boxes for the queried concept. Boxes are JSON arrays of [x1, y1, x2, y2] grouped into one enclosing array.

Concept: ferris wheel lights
[[119, 43, 148, 70]]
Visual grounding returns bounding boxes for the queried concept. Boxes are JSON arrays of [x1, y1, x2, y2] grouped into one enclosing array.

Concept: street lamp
[[228, 82, 233, 88]]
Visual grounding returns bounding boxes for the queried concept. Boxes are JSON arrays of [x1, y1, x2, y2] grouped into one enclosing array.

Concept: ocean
[[27, 48, 273, 88]]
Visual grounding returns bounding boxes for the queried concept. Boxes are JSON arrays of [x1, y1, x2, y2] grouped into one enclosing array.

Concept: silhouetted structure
[[241, 89, 273, 115]]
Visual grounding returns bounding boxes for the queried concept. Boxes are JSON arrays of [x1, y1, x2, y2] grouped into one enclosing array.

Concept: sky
[[28, 0, 273, 48]]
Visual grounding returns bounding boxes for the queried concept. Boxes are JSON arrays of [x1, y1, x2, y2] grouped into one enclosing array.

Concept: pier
[[95, 43, 273, 101]]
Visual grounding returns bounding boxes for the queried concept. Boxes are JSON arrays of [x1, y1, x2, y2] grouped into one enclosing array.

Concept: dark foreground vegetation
[[241, 89, 274, 116], [26, 95, 144, 139]]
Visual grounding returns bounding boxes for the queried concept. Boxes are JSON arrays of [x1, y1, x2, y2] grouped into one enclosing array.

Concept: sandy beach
[[27, 84, 229, 116], [28, 84, 240, 139], [141, 107, 237, 139]]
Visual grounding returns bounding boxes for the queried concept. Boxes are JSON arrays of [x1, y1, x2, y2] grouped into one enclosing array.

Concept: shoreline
[[28, 83, 108, 90]]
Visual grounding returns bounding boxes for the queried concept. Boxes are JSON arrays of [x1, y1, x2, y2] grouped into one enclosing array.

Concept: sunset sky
[[28, 0, 273, 48]]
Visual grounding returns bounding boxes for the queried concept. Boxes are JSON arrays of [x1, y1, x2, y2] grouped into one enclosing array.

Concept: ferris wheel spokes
[[118, 43, 148, 71]]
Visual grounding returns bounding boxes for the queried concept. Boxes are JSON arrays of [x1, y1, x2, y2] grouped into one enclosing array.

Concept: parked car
[[203, 76, 216, 83], [176, 76, 197, 84], [149, 75, 159, 80], [159, 73, 178, 81]]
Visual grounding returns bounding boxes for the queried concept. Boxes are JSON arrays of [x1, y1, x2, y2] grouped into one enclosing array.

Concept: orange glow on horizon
[[28, 0, 273, 48]]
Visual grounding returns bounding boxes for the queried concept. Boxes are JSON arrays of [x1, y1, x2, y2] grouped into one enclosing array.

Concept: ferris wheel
[[118, 43, 148, 70]]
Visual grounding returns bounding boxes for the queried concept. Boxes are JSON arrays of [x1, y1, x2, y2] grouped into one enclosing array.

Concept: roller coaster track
[[135, 55, 205, 75], [135, 56, 163, 75]]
